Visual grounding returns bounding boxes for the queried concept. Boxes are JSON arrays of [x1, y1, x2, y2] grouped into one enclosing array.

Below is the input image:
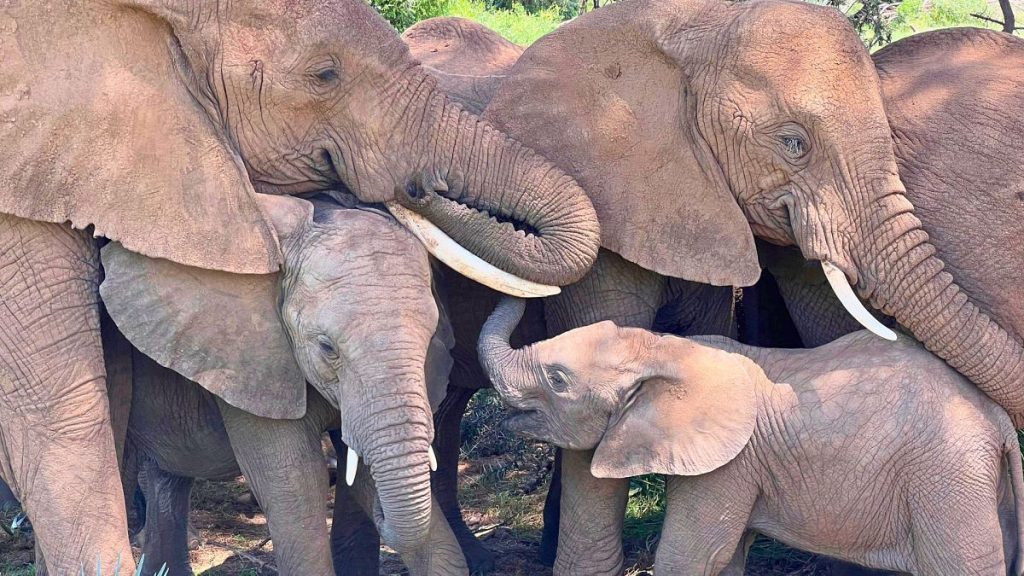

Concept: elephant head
[[0, 0, 599, 296], [478, 297, 759, 477], [481, 0, 1024, 416], [402, 17, 524, 115], [101, 195, 453, 552]]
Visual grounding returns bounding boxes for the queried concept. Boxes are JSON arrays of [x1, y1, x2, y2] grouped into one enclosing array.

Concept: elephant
[[392, 18, 742, 571], [757, 28, 1024, 351], [473, 1, 1024, 571], [0, 0, 601, 570], [479, 297, 1024, 575], [99, 195, 465, 574], [124, 358, 466, 576]]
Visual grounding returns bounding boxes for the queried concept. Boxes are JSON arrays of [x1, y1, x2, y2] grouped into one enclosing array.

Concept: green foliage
[[623, 474, 666, 542], [369, 0, 451, 30], [891, 0, 1001, 39], [444, 0, 563, 44]]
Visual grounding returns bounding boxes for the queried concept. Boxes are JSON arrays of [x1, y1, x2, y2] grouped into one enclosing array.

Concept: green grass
[[889, 0, 1003, 41], [442, 0, 563, 44]]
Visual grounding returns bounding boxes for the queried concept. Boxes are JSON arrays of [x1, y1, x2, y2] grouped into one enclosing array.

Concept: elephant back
[[874, 28, 1024, 340]]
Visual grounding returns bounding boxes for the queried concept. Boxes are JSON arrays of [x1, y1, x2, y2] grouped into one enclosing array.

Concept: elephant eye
[[308, 58, 342, 88], [546, 368, 570, 394], [780, 134, 809, 160], [316, 335, 338, 359]]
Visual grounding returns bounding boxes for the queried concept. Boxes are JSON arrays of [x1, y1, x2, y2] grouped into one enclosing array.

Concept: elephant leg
[[328, 430, 380, 576], [0, 215, 134, 575], [432, 384, 495, 574], [137, 456, 194, 576], [217, 396, 334, 576], [538, 448, 562, 567], [654, 475, 755, 575], [346, 464, 468, 576], [543, 249, 666, 575]]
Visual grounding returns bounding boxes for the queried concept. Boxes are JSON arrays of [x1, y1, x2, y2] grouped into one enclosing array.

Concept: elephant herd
[[0, 0, 1022, 574]]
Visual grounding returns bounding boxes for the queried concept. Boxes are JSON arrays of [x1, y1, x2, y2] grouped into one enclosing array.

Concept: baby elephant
[[478, 297, 1024, 575]]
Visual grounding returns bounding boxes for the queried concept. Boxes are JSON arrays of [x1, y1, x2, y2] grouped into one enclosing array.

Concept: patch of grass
[[443, 0, 563, 44], [0, 562, 34, 576], [889, 0, 1002, 40]]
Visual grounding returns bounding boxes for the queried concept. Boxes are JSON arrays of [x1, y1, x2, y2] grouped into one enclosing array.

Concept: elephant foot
[[458, 532, 496, 575]]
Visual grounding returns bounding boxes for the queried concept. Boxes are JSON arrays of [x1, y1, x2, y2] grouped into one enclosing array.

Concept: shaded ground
[[1, 390, 877, 575]]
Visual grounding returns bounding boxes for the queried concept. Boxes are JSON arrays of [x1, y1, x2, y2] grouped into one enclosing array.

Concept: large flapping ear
[[592, 337, 759, 478], [0, 3, 280, 274], [482, 0, 759, 287], [99, 198, 316, 420]]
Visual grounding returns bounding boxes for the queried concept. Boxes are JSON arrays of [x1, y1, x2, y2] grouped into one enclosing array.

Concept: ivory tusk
[[346, 447, 359, 487], [821, 261, 898, 342], [428, 446, 438, 472], [386, 202, 561, 298]]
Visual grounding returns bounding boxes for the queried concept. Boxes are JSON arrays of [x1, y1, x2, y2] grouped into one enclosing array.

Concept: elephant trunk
[[343, 368, 435, 552], [390, 77, 601, 289], [853, 189, 1024, 418], [477, 296, 532, 406]]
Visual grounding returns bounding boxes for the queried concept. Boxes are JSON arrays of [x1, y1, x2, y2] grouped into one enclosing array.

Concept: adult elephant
[[760, 28, 1024, 349], [0, 1, 599, 572], [478, 1, 1024, 573]]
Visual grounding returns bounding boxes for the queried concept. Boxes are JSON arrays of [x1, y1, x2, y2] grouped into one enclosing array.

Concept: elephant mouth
[[502, 409, 545, 436]]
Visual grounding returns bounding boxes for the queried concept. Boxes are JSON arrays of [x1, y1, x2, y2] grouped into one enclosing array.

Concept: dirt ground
[[0, 390, 870, 575]]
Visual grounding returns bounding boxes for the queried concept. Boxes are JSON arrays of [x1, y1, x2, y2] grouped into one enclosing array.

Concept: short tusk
[[386, 202, 561, 298], [346, 447, 359, 487], [821, 261, 898, 341], [428, 446, 437, 472]]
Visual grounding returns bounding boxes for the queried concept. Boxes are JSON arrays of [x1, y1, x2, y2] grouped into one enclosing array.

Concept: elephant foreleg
[[328, 430, 380, 576], [0, 215, 134, 575], [217, 395, 334, 576], [432, 384, 495, 574], [137, 456, 194, 576], [543, 249, 665, 575]]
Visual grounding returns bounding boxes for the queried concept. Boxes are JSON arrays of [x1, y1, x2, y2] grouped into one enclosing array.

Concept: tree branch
[[972, 0, 1019, 33]]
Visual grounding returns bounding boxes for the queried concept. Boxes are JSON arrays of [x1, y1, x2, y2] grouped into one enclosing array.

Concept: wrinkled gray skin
[[100, 198, 462, 573], [124, 355, 466, 576], [479, 298, 1024, 575], [397, 19, 739, 571], [763, 29, 1024, 356], [0, 0, 601, 570]]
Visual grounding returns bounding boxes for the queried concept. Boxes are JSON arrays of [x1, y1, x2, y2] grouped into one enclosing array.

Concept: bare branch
[[972, 0, 1019, 32]]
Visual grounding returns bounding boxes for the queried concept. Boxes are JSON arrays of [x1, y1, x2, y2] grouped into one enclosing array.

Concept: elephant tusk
[[346, 447, 359, 487], [385, 202, 561, 299], [821, 261, 898, 341], [428, 446, 437, 472]]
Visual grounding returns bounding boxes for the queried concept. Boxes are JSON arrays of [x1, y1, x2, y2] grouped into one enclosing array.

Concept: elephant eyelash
[[316, 335, 339, 358], [546, 367, 570, 394]]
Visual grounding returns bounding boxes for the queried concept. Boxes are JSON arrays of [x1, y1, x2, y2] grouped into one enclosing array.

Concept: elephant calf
[[102, 195, 466, 575], [478, 297, 1024, 575]]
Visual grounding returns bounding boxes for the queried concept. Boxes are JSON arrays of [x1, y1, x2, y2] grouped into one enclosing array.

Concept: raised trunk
[[392, 77, 601, 287], [477, 297, 531, 404], [855, 193, 1024, 418]]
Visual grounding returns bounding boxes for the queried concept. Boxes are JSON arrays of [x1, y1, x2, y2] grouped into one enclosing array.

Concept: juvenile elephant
[[476, 2, 1024, 569], [479, 297, 1024, 575], [101, 195, 460, 574], [125, 360, 465, 576], [0, 0, 599, 569]]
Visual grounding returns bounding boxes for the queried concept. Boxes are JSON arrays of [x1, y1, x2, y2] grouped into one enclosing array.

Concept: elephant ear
[[0, 2, 280, 274], [592, 338, 758, 478], [425, 278, 456, 412], [100, 196, 316, 420], [482, 2, 759, 287]]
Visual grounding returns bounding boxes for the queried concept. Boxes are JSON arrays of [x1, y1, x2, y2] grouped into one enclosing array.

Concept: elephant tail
[[1002, 423, 1024, 576]]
